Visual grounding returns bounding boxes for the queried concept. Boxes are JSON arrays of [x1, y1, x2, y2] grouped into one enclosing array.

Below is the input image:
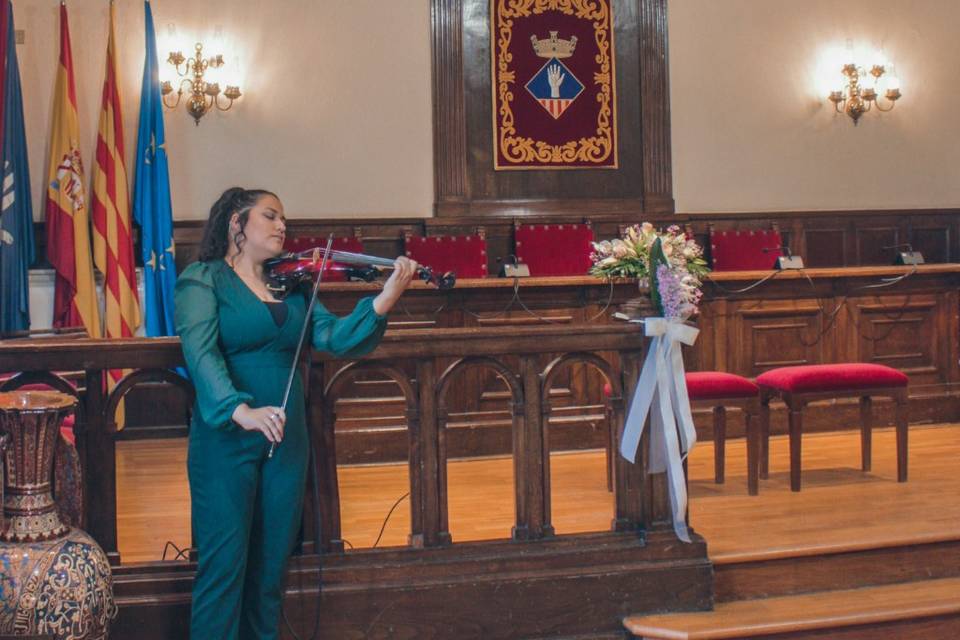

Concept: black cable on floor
[[373, 492, 410, 549]]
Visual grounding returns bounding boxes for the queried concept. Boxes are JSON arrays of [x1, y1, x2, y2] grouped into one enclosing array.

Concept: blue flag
[[0, 1, 35, 334], [132, 0, 176, 337]]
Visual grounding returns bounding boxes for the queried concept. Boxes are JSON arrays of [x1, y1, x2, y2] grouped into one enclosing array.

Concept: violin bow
[[268, 234, 335, 459]]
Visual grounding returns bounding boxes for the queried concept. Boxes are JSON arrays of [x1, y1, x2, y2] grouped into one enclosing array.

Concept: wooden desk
[[699, 264, 960, 393], [308, 265, 960, 462]]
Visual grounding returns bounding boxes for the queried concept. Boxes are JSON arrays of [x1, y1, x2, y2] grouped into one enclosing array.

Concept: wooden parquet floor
[[115, 423, 960, 564]]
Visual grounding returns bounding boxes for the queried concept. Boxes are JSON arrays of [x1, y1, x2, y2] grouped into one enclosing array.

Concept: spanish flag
[[46, 1, 100, 337]]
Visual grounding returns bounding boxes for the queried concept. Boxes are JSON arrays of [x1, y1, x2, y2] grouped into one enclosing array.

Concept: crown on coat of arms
[[530, 31, 577, 59]]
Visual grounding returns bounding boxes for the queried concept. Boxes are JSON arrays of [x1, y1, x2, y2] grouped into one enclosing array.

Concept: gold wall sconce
[[161, 42, 241, 125], [828, 63, 901, 125]]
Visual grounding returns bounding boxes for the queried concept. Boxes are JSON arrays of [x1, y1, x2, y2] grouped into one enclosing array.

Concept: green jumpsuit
[[174, 259, 386, 640]]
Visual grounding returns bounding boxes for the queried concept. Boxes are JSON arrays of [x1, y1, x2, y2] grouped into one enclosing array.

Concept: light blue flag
[[0, 1, 35, 334], [132, 0, 176, 337]]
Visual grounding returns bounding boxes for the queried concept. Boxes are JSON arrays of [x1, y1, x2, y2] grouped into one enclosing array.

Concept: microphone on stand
[[497, 254, 530, 278], [882, 243, 925, 265], [763, 245, 804, 270]]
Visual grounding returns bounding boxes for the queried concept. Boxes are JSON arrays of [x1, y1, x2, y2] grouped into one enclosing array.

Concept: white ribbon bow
[[620, 317, 699, 542]]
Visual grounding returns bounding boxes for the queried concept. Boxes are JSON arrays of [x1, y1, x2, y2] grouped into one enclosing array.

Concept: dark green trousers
[[188, 415, 308, 639]]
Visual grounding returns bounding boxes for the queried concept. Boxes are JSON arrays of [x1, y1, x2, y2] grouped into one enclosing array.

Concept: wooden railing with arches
[[0, 323, 679, 566]]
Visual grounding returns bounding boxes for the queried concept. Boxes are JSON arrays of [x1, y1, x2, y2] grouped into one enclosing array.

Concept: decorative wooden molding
[[432, 0, 468, 211], [431, 0, 675, 218], [639, 0, 673, 207]]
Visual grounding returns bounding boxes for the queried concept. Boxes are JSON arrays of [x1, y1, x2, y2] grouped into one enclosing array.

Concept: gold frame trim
[[491, 0, 618, 170]]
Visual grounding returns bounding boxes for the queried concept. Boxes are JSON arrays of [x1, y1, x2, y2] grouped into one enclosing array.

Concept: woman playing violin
[[174, 187, 417, 639]]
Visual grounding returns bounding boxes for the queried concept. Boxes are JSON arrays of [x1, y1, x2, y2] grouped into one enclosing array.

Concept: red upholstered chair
[[686, 372, 761, 495], [514, 223, 593, 277], [756, 363, 909, 492], [404, 230, 488, 279], [283, 234, 364, 282], [709, 226, 782, 271]]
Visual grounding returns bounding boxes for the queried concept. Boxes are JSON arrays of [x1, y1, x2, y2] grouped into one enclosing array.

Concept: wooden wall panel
[[733, 305, 825, 375], [159, 209, 960, 276], [432, 0, 671, 217], [856, 226, 900, 265], [851, 298, 940, 385], [911, 226, 951, 264], [803, 228, 848, 268]]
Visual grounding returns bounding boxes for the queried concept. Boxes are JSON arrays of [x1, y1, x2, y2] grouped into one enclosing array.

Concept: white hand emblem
[[547, 64, 565, 99]]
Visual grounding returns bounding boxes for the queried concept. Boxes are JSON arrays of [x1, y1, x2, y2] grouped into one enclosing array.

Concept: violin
[[264, 247, 456, 297]]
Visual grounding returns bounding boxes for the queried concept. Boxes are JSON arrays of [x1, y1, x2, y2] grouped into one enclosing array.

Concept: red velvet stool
[[756, 363, 909, 492], [686, 372, 761, 495]]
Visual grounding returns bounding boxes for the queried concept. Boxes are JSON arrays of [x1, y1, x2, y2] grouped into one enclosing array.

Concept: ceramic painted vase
[[0, 390, 117, 639]]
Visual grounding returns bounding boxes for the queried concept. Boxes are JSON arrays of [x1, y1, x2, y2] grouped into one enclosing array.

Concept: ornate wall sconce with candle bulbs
[[828, 61, 901, 125], [161, 42, 241, 125]]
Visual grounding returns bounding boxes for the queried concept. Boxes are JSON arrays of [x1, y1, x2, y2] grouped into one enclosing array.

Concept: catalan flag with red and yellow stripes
[[45, 2, 100, 337], [92, 1, 140, 345]]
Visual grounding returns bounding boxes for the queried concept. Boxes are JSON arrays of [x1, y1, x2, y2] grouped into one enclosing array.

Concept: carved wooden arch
[[0, 370, 78, 396], [317, 361, 418, 552], [324, 361, 418, 418], [434, 355, 524, 544], [104, 369, 195, 432], [541, 350, 625, 501], [0, 371, 84, 425], [541, 351, 621, 407], [436, 356, 523, 418]]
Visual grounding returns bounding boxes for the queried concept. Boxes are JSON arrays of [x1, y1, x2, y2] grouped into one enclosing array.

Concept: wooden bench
[[686, 372, 761, 495], [756, 363, 909, 492]]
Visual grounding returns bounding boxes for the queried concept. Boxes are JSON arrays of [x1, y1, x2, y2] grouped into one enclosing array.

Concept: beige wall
[[668, 0, 960, 213], [13, 1, 960, 221], [15, 0, 433, 222]]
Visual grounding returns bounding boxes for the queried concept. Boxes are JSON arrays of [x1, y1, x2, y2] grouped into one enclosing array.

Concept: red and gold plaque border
[[491, 0, 618, 170]]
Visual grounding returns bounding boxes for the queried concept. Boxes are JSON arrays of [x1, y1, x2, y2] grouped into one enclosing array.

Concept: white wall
[[668, 0, 960, 213], [14, 0, 434, 221], [12, 1, 960, 222]]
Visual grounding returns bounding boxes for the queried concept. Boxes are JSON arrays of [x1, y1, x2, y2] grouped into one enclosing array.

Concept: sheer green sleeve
[[174, 262, 253, 429], [310, 296, 387, 358]]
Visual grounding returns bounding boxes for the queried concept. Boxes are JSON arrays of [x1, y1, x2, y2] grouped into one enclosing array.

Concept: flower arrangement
[[589, 223, 709, 319]]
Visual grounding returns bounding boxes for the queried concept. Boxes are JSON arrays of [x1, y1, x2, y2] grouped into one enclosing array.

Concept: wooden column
[[431, 0, 468, 215], [82, 369, 120, 565], [413, 359, 446, 547], [613, 348, 646, 532], [638, 0, 674, 212], [513, 355, 552, 540], [316, 381, 345, 553]]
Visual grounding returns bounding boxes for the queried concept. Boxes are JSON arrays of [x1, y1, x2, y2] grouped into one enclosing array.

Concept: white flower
[[612, 239, 630, 258]]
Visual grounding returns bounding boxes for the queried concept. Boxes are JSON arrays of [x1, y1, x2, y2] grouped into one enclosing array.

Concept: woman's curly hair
[[198, 187, 278, 262]]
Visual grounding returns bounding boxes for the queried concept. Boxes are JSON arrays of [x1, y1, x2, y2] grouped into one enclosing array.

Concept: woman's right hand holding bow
[[232, 403, 286, 443]]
